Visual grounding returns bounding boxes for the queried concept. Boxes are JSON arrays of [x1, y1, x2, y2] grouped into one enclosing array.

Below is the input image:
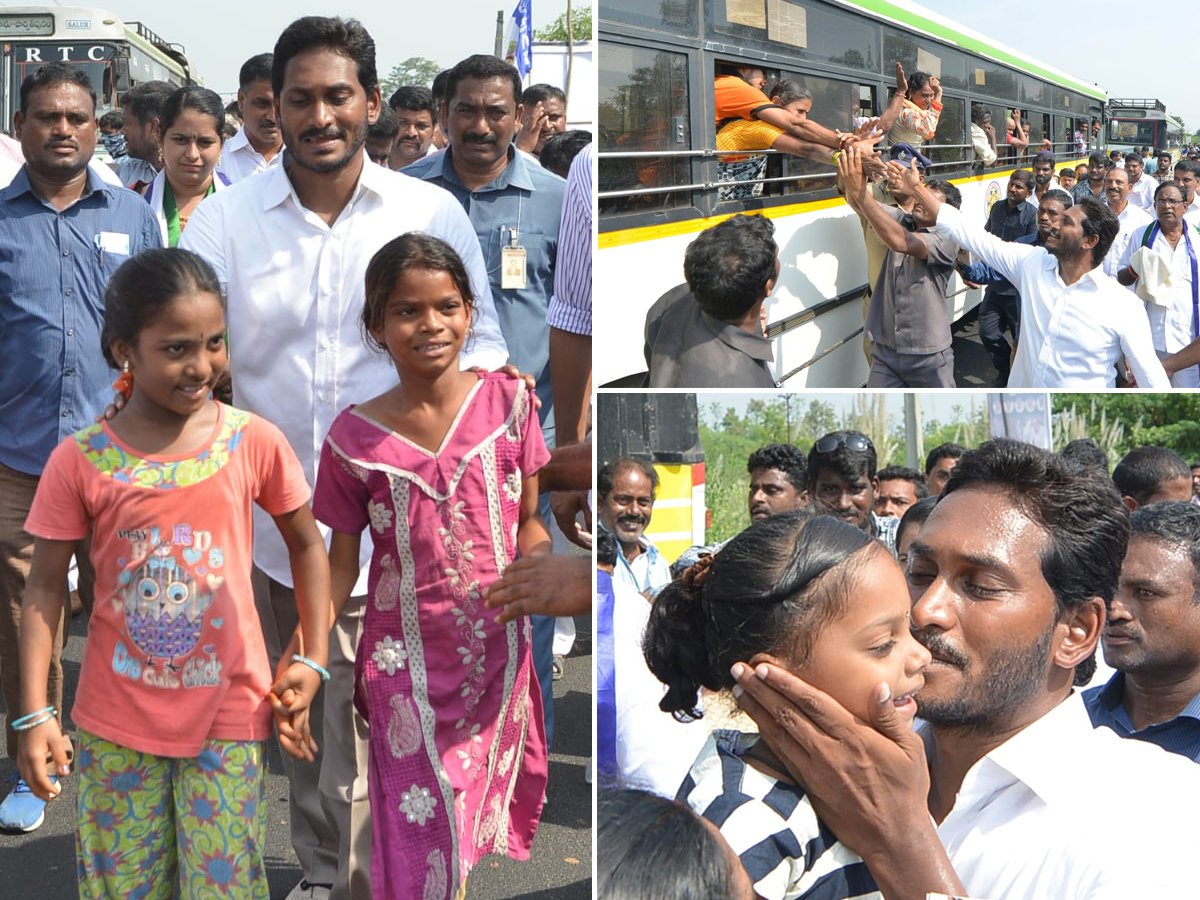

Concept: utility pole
[[904, 394, 924, 471], [493, 10, 505, 58]]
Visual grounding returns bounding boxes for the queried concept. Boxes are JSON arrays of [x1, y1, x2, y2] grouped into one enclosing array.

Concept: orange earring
[[112, 360, 133, 400]]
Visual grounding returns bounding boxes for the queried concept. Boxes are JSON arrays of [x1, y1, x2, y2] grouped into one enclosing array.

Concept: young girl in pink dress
[[312, 233, 551, 900]]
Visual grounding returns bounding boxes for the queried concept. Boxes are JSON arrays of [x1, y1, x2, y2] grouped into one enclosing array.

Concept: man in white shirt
[[1175, 158, 1200, 227], [220, 53, 283, 183], [181, 17, 507, 900], [892, 161, 1167, 387], [1125, 153, 1158, 210], [597, 457, 671, 595], [732, 439, 1200, 900], [1100, 165, 1152, 279]]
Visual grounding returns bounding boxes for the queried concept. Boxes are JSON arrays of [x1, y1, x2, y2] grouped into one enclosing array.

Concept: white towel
[[1132, 244, 1175, 308]]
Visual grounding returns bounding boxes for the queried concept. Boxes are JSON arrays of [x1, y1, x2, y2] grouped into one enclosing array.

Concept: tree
[[381, 57, 441, 98], [534, 6, 592, 41], [1170, 114, 1188, 136]]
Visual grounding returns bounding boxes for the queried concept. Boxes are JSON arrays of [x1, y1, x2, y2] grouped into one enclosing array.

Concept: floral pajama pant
[[75, 730, 268, 900]]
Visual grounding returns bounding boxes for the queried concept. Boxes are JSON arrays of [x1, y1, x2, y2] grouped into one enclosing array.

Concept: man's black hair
[[924, 178, 962, 209], [1075, 196, 1120, 267], [877, 465, 929, 499], [807, 430, 877, 488], [747, 443, 807, 492], [1009, 169, 1035, 191], [1057, 438, 1110, 480], [239, 53, 273, 89], [1125, 153, 1143, 167], [119, 79, 174, 124], [20, 62, 96, 116], [683, 214, 777, 321], [925, 442, 965, 476], [1034, 150, 1055, 166], [389, 85, 437, 123], [598, 457, 659, 501], [272, 16, 378, 97], [540, 130, 592, 178], [1174, 158, 1200, 180], [1112, 446, 1191, 506], [444, 54, 521, 107], [970, 102, 990, 126], [1129, 502, 1200, 604], [1087, 150, 1108, 172], [368, 101, 399, 139], [942, 438, 1131, 686], [520, 82, 565, 107]]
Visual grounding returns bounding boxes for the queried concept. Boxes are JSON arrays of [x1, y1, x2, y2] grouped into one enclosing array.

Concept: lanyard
[[162, 178, 215, 248], [1146, 222, 1199, 379]]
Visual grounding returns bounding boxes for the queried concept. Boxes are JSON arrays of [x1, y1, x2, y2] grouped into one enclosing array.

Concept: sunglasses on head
[[814, 434, 873, 454]]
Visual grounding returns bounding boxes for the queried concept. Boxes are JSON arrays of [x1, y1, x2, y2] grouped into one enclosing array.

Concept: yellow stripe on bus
[[599, 161, 1087, 249]]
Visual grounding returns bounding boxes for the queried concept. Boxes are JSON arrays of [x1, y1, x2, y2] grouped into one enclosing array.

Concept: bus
[[598, 0, 1105, 387], [0, 7, 192, 131], [1106, 98, 1182, 162], [596, 393, 707, 564]]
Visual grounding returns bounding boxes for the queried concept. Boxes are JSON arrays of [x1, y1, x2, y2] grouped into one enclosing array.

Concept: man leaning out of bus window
[[840, 145, 962, 388], [643, 214, 780, 389]]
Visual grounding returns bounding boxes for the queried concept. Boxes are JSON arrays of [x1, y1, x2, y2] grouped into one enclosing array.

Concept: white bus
[[0, 6, 192, 127], [1106, 99, 1182, 162], [598, 0, 1105, 387]]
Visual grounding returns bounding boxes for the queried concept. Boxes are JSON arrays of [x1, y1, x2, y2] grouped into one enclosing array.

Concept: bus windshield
[[1109, 119, 1157, 147], [14, 56, 116, 112]]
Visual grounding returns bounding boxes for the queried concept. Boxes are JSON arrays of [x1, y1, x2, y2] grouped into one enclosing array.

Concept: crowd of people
[[598, 428, 1200, 899], [639, 62, 1200, 390], [0, 14, 593, 900]]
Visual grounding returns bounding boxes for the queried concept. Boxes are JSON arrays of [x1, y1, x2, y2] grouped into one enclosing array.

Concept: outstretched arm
[[841, 147, 930, 259]]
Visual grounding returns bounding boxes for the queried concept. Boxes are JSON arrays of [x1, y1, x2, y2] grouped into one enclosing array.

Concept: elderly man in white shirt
[[181, 18, 507, 900], [1100, 165, 1152, 280], [731, 439, 1200, 900], [878, 153, 1168, 388]]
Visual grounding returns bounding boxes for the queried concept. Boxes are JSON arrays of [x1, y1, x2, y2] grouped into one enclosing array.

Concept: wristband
[[11, 706, 55, 730], [1127, 265, 1139, 280], [832, 150, 841, 165], [291, 653, 331, 682]]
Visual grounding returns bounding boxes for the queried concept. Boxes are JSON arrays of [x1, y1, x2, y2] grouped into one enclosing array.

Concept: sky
[[914, 0, 1198, 134], [34, 0, 574, 98]]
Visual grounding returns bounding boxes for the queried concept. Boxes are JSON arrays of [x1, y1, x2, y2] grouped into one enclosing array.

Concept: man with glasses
[[1119, 183, 1199, 387], [806, 430, 898, 554]]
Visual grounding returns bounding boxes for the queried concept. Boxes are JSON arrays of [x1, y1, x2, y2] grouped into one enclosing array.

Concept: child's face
[[371, 267, 471, 378], [789, 547, 930, 722], [119, 289, 227, 418]]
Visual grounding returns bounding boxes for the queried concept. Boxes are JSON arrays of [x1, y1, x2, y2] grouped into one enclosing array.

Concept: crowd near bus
[[598, 425, 1200, 899], [0, 12, 594, 900], [599, 0, 1199, 390]]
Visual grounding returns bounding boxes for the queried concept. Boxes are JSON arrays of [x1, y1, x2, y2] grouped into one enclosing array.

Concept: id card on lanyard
[[1145, 222, 1199, 380], [501, 195, 527, 290]]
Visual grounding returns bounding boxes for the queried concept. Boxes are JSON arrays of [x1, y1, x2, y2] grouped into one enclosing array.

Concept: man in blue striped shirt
[[1084, 501, 1200, 762], [0, 61, 160, 832]]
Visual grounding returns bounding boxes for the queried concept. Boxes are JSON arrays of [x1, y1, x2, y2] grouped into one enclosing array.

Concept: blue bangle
[[13, 713, 55, 731], [11, 706, 55, 729], [291, 654, 330, 683]]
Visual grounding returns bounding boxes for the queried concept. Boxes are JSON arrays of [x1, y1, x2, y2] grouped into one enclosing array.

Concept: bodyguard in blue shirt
[[1084, 501, 1200, 763], [0, 61, 161, 832]]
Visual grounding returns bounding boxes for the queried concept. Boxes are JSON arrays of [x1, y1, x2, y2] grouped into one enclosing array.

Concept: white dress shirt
[[930, 693, 1200, 899], [611, 579, 708, 797], [1101, 201, 1152, 279], [219, 125, 283, 183], [612, 536, 672, 595], [1127, 173, 1158, 211], [181, 151, 508, 590], [1123, 222, 1200, 387], [1185, 195, 1200, 229], [935, 204, 1168, 388]]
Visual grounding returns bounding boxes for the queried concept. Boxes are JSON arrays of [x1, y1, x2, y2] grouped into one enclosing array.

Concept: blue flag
[[508, 0, 533, 81]]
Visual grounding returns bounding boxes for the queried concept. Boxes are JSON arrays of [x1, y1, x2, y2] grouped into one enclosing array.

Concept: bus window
[[599, 42, 691, 214], [708, 0, 880, 73], [882, 28, 967, 90], [1053, 115, 1076, 156], [769, 70, 859, 196], [1020, 76, 1046, 107], [929, 96, 966, 176], [968, 60, 1018, 106], [601, 0, 698, 36]]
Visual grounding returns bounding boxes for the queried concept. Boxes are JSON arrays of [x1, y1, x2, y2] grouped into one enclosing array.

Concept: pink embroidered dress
[[312, 373, 549, 900]]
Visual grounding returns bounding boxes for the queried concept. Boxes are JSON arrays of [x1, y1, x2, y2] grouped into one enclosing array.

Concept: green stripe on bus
[[844, 0, 1105, 101]]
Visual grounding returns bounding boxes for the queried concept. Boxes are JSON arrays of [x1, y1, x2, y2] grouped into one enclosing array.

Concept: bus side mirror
[[113, 58, 131, 94]]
